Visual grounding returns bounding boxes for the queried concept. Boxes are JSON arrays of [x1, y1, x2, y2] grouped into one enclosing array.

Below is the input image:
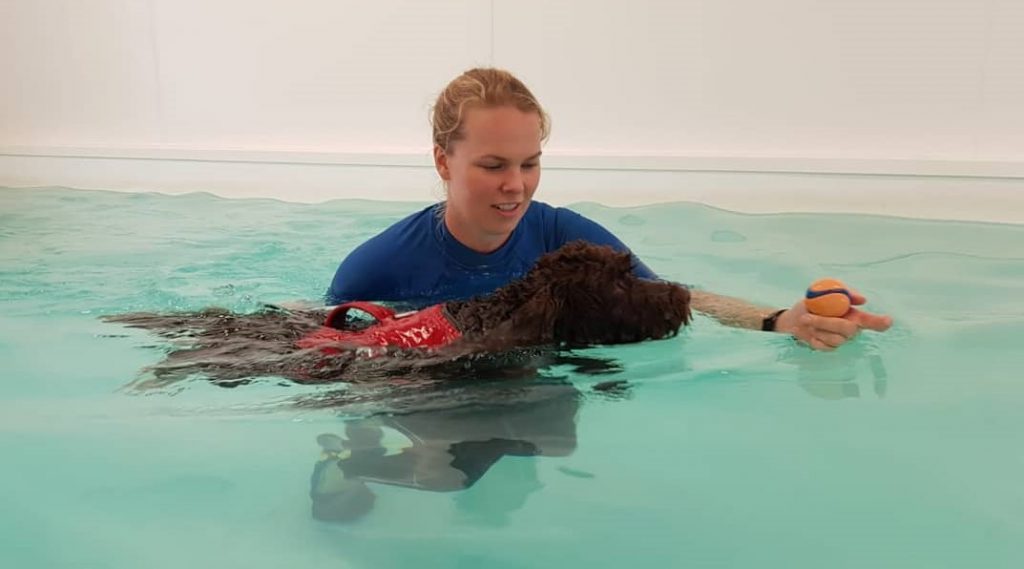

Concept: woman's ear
[[433, 145, 450, 181]]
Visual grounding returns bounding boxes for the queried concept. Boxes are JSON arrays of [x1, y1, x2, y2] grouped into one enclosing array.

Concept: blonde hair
[[430, 68, 550, 153]]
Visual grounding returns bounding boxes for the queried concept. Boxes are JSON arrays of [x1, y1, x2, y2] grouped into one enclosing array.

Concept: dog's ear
[[599, 249, 634, 280], [508, 284, 562, 344]]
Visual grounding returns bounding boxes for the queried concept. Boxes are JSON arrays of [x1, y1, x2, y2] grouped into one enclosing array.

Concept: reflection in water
[[780, 342, 889, 400], [309, 382, 580, 524]]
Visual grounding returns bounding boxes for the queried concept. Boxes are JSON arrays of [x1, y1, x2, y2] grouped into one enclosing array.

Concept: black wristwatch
[[761, 309, 787, 332]]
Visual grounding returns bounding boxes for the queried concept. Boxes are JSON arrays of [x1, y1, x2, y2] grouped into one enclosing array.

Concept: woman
[[328, 68, 892, 350]]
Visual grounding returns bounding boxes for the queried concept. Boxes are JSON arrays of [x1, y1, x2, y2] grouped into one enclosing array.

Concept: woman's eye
[[479, 162, 537, 171]]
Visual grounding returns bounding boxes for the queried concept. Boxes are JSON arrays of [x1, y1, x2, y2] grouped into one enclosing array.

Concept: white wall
[[2, 0, 1023, 221]]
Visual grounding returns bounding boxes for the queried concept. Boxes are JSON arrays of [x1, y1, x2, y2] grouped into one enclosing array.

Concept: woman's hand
[[774, 289, 893, 351]]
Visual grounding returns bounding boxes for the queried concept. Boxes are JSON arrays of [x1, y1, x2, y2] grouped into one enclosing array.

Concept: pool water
[[2, 186, 1023, 568]]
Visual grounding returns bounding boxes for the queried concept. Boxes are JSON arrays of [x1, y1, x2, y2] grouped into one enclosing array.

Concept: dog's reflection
[[309, 382, 581, 524]]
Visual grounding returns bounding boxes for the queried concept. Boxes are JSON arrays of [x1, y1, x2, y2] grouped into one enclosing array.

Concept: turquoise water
[[2, 186, 1023, 568]]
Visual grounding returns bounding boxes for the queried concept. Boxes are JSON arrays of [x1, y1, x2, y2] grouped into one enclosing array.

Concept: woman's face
[[434, 106, 543, 253]]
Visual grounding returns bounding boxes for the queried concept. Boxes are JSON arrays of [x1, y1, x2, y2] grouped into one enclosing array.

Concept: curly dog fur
[[107, 241, 690, 387], [445, 241, 690, 347]]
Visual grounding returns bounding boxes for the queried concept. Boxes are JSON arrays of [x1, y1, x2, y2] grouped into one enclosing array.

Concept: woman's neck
[[443, 209, 510, 254]]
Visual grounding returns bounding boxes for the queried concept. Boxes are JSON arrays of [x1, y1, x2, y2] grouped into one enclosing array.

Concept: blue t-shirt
[[326, 201, 656, 307]]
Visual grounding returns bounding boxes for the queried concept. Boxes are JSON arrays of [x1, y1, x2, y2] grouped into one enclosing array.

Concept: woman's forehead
[[459, 106, 543, 155]]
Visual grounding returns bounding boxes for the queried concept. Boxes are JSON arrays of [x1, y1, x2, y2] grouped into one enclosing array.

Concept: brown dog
[[107, 241, 690, 388]]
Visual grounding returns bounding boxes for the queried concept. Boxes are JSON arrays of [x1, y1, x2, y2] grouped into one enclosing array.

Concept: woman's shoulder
[[524, 201, 603, 234], [522, 200, 587, 228], [526, 201, 596, 222], [337, 205, 441, 270], [351, 204, 439, 252], [524, 200, 560, 217], [380, 203, 441, 235], [328, 204, 442, 304]]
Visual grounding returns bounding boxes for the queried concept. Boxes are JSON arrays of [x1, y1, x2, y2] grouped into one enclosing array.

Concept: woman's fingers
[[846, 307, 894, 332], [801, 313, 858, 339], [807, 337, 836, 351]]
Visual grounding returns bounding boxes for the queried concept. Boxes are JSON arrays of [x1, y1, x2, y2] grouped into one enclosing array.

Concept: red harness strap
[[323, 301, 397, 328], [296, 302, 462, 355]]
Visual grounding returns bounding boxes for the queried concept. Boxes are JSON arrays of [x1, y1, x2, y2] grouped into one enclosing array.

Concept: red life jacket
[[296, 301, 462, 355]]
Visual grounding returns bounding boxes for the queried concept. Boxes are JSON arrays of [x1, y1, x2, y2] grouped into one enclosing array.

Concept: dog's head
[[498, 241, 691, 347]]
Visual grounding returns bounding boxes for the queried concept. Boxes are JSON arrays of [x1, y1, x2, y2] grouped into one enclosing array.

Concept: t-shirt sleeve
[[554, 208, 659, 279], [325, 239, 399, 305]]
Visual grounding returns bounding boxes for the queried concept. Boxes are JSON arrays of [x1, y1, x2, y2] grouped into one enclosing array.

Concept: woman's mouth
[[492, 203, 521, 217]]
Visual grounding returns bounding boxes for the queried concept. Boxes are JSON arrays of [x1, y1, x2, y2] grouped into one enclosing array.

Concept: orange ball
[[804, 278, 852, 317]]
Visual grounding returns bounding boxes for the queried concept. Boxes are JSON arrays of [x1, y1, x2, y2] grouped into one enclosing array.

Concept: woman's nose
[[500, 169, 526, 192]]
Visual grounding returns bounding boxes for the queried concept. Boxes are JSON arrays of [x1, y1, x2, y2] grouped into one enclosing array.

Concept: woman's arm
[[690, 290, 779, 330], [691, 289, 893, 351]]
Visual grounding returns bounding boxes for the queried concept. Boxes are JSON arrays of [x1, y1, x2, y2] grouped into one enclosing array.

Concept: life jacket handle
[[323, 301, 397, 329]]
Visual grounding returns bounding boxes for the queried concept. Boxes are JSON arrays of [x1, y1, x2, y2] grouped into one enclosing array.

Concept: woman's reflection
[[309, 382, 581, 523]]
